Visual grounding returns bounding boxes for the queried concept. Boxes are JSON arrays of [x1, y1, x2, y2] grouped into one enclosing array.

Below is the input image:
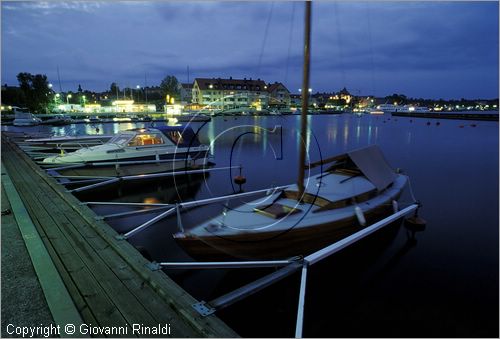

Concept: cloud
[[1, 1, 497, 98]]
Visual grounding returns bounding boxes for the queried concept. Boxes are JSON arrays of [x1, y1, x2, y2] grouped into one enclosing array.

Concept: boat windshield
[[108, 134, 132, 146], [127, 133, 165, 146]]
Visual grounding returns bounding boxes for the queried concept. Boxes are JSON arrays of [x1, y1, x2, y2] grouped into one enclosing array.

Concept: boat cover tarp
[[157, 126, 201, 147], [347, 145, 397, 191]]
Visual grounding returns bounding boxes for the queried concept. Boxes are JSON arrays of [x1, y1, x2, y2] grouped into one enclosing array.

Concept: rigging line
[[333, 2, 346, 88], [284, 2, 296, 85], [365, 2, 376, 96], [256, 1, 275, 79]]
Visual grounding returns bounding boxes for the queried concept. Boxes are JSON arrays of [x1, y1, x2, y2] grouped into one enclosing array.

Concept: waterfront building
[[180, 83, 193, 104], [267, 82, 291, 107], [55, 100, 155, 113], [192, 77, 269, 111]]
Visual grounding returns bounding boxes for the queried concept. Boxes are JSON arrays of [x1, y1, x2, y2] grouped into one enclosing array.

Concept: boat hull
[[50, 157, 210, 177], [174, 192, 404, 260]]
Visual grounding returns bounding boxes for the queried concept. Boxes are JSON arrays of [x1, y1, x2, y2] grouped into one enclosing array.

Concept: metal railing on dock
[[1, 134, 239, 337], [142, 203, 419, 338]]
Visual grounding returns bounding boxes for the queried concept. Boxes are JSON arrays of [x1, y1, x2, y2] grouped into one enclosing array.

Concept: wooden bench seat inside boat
[[253, 202, 302, 219]]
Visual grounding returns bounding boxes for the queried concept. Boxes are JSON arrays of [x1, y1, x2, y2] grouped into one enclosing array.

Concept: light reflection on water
[[4, 113, 498, 337]]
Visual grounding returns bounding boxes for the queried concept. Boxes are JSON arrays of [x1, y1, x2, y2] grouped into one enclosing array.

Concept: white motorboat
[[12, 107, 42, 126], [376, 104, 398, 113], [395, 105, 430, 113], [43, 126, 210, 176]]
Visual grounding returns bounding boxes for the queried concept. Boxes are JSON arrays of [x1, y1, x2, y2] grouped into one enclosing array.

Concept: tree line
[[1, 72, 182, 113]]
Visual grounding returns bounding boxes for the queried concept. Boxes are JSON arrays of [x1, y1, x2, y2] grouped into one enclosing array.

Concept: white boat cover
[[347, 145, 397, 191]]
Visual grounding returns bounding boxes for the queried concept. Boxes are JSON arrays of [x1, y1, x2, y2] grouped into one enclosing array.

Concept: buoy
[[436, 121, 440, 126], [471, 124, 477, 127], [426, 121, 431, 126], [234, 175, 246, 185], [410, 119, 413, 123], [354, 206, 366, 226], [404, 207, 427, 232], [459, 125, 465, 128], [404, 215, 427, 232]]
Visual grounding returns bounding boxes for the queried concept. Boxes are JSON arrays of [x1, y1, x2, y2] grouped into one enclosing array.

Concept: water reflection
[[7, 114, 498, 337]]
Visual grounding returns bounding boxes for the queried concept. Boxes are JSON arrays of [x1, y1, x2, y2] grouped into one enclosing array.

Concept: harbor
[[2, 112, 498, 337], [2, 1, 499, 338]]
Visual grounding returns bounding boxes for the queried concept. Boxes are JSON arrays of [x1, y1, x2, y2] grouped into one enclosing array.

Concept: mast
[[297, 1, 312, 199]]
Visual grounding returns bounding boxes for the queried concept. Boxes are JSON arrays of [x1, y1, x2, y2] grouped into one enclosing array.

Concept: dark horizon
[[2, 2, 499, 100]]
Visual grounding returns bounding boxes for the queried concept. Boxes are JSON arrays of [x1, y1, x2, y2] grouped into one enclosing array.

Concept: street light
[[67, 94, 72, 104], [82, 95, 86, 107]]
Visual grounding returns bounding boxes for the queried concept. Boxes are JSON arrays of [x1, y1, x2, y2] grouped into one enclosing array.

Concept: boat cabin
[[107, 126, 201, 148]]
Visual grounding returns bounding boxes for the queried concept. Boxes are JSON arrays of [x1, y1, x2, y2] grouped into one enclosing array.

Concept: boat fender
[[354, 206, 366, 226], [392, 200, 398, 213]]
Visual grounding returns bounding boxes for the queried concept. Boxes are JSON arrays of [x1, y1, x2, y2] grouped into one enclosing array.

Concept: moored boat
[[12, 107, 42, 126], [41, 114, 74, 125], [173, 145, 408, 259]]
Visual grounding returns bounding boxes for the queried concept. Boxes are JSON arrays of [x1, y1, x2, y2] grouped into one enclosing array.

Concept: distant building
[[267, 82, 290, 107], [290, 94, 302, 108], [180, 83, 193, 103], [192, 77, 269, 110]]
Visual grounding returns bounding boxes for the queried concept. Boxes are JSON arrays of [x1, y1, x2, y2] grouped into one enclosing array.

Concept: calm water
[[5, 113, 499, 337]]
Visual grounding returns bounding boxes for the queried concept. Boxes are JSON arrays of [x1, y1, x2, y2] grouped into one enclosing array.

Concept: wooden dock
[[1, 135, 238, 338]]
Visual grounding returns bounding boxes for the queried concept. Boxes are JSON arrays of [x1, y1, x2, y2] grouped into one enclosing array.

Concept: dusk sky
[[2, 1, 498, 99]]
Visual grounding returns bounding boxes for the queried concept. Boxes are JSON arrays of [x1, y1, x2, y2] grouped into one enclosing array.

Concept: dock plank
[[3, 154, 136, 336], [11, 153, 197, 337], [1, 136, 238, 338]]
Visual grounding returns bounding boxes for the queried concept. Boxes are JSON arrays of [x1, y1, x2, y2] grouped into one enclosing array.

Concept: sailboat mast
[[297, 1, 312, 199]]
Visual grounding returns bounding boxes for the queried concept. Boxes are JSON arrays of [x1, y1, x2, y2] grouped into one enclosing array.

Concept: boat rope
[[256, 1, 275, 79], [284, 2, 296, 85], [406, 175, 418, 204], [364, 2, 377, 96], [332, 2, 347, 88]]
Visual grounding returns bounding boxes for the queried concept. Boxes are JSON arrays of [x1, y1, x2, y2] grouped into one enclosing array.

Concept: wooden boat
[[173, 2, 411, 260], [173, 145, 408, 259], [42, 126, 210, 177]]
